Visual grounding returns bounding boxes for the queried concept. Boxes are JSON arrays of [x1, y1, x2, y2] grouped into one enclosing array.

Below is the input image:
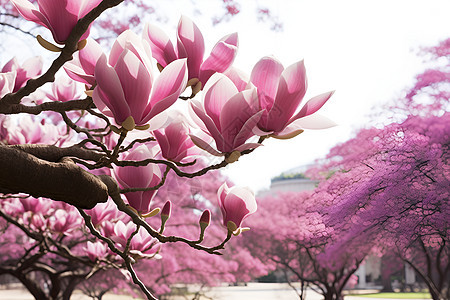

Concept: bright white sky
[[4, 0, 450, 193]]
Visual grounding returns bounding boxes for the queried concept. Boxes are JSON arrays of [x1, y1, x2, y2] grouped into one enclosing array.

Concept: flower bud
[[161, 200, 172, 218], [199, 209, 211, 228], [159, 200, 171, 234], [198, 210, 211, 241]]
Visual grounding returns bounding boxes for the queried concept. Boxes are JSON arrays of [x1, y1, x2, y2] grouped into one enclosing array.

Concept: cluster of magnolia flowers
[[3, 0, 335, 236]]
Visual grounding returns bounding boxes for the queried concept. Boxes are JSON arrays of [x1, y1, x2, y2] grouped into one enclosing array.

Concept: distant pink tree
[[307, 39, 450, 297], [244, 191, 372, 300]]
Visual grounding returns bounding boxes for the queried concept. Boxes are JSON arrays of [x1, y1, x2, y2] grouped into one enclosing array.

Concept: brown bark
[[0, 144, 108, 208]]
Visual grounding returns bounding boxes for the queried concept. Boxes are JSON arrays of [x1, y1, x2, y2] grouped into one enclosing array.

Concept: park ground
[[0, 283, 432, 300]]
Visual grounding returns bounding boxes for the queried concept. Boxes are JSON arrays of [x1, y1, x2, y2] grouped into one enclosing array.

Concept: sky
[[3, 0, 450, 193]]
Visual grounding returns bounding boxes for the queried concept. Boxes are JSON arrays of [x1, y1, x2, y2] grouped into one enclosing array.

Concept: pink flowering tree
[[305, 39, 450, 300], [0, 1, 333, 299], [243, 190, 372, 300]]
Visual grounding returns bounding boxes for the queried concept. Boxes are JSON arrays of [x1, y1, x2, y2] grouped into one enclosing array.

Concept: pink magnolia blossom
[[129, 228, 161, 259], [84, 241, 109, 262], [92, 38, 188, 130], [19, 197, 51, 214], [217, 182, 257, 231], [50, 209, 82, 234], [85, 200, 119, 227], [110, 220, 136, 250], [10, 0, 102, 44], [153, 113, 198, 162], [250, 56, 335, 139], [144, 15, 238, 87], [113, 145, 162, 214], [189, 74, 263, 157], [1, 56, 42, 92], [46, 75, 80, 102], [64, 38, 104, 87], [111, 221, 160, 258]]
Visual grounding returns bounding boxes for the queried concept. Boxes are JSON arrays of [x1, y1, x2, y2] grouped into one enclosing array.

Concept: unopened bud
[[161, 201, 172, 218], [198, 210, 211, 241], [199, 210, 211, 228], [159, 201, 172, 234]]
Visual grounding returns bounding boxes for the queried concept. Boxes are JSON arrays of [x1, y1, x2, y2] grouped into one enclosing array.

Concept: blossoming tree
[[0, 1, 334, 299]]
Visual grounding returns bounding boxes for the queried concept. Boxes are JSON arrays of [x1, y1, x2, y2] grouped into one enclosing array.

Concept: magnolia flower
[[113, 145, 162, 214], [92, 38, 188, 131], [51, 209, 82, 234], [10, 0, 102, 44], [19, 197, 51, 214], [189, 74, 263, 160], [1, 56, 42, 92], [153, 113, 198, 162], [217, 182, 257, 232], [46, 76, 80, 102], [111, 221, 160, 258], [129, 229, 161, 259], [85, 200, 118, 227], [64, 38, 104, 87], [84, 241, 109, 262], [250, 56, 335, 139], [144, 15, 238, 90]]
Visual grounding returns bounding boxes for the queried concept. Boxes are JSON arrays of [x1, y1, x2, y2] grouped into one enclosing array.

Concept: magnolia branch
[[0, 144, 108, 208]]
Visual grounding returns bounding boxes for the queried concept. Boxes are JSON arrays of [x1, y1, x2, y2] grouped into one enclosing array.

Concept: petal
[[142, 59, 188, 123], [10, 0, 49, 28], [189, 134, 223, 157], [110, 30, 154, 74], [38, 0, 79, 43], [143, 22, 177, 67], [250, 56, 284, 102], [78, 38, 104, 76], [190, 100, 223, 148], [153, 130, 170, 157], [233, 110, 264, 149], [93, 55, 130, 123], [204, 74, 239, 130], [219, 32, 239, 47], [219, 89, 258, 151], [217, 182, 229, 216], [223, 67, 249, 92], [114, 50, 152, 124], [268, 60, 308, 132], [77, 0, 102, 18], [64, 63, 96, 86], [199, 38, 238, 84], [233, 142, 262, 153], [229, 186, 256, 214], [177, 15, 205, 79], [22, 56, 43, 78], [287, 114, 337, 130], [0, 72, 16, 97], [290, 91, 335, 121]]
